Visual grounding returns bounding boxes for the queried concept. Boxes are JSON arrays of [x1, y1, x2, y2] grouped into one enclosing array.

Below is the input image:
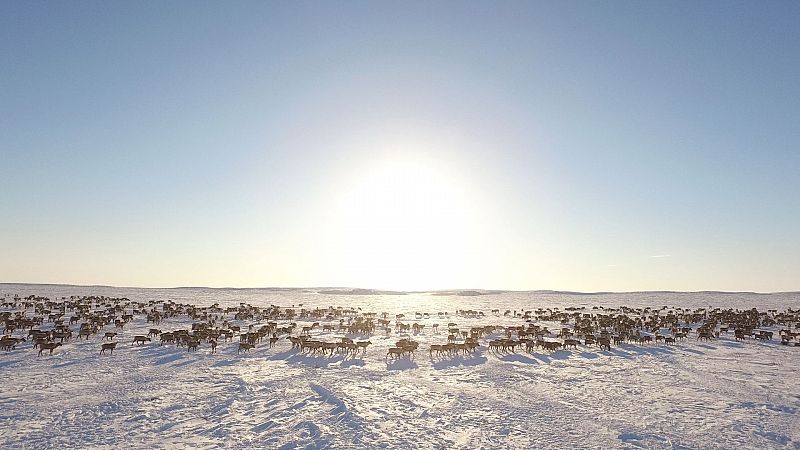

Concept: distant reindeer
[[100, 342, 117, 355], [132, 336, 151, 345], [38, 342, 62, 356], [356, 340, 371, 354], [238, 342, 254, 354]]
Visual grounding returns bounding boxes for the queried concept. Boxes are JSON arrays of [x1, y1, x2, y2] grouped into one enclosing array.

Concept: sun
[[322, 157, 484, 291]]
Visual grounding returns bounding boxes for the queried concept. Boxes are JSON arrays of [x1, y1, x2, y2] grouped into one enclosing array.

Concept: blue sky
[[2, 1, 799, 291]]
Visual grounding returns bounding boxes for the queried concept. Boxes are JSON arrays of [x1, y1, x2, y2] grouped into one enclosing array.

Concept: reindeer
[[356, 340, 371, 354], [100, 342, 117, 355], [51, 331, 71, 343], [159, 332, 175, 345], [429, 344, 446, 356], [697, 331, 713, 341], [238, 342, 254, 354], [78, 329, 93, 340], [0, 336, 25, 351], [387, 347, 403, 359], [524, 340, 536, 353], [132, 335, 151, 345], [488, 340, 504, 351], [322, 342, 338, 356], [38, 342, 62, 356], [543, 342, 563, 352], [339, 341, 358, 354], [288, 336, 302, 349]]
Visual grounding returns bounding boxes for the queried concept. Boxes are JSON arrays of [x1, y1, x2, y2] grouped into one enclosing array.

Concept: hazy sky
[[2, 1, 799, 291]]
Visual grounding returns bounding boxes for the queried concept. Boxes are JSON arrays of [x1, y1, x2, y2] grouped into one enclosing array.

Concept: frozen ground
[[1, 284, 799, 449]]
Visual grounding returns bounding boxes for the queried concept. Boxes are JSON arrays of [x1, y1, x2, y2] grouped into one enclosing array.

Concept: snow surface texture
[[1, 284, 799, 449]]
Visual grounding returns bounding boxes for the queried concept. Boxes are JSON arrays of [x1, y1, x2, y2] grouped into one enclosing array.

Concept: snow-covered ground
[[1, 284, 798, 449]]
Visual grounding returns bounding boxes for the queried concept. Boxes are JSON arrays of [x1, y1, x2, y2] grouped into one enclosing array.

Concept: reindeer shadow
[[154, 353, 184, 365], [622, 345, 675, 356], [286, 353, 346, 368], [531, 350, 569, 364], [495, 353, 537, 365], [0, 356, 26, 369], [432, 355, 489, 369], [137, 343, 174, 358], [50, 358, 86, 369], [386, 358, 418, 371], [211, 359, 238, 367], [267, 349, 298, 360], [678, 347, 705, 355], [340, 358, 365, 368], [608, 348, 635, 359]]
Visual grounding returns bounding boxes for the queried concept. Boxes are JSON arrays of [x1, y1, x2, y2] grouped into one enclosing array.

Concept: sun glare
[[324, 158, 483, 290]]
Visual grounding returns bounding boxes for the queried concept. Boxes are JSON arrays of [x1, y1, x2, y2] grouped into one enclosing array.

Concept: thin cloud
[[650, 254, 671, 258], [607, 264, 619, 267]]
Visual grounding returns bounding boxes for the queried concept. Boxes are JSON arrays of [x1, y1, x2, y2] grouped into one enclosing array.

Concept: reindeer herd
[[1, 295, 799, 367]]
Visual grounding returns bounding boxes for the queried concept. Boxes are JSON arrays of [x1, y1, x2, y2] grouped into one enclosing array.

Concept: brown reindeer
[[78, 329, 93, 340], [159, 332, 175, 345], [387, 347, 403, 358], [238, 342, 254, 354], [132, 335, 151, 345], [322, 342, 338, 355], [0, 336, 25, 351], [38, 342, 62, 356], [356, 340, 371, 354], [429, 344, 446, 356], [100, 342, 117, 355], [697, 331, 713, 341], [543, 342, 563, 352]]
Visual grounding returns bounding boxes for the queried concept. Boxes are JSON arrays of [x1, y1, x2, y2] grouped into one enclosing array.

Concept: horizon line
[[0, 281, 797, 296]]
